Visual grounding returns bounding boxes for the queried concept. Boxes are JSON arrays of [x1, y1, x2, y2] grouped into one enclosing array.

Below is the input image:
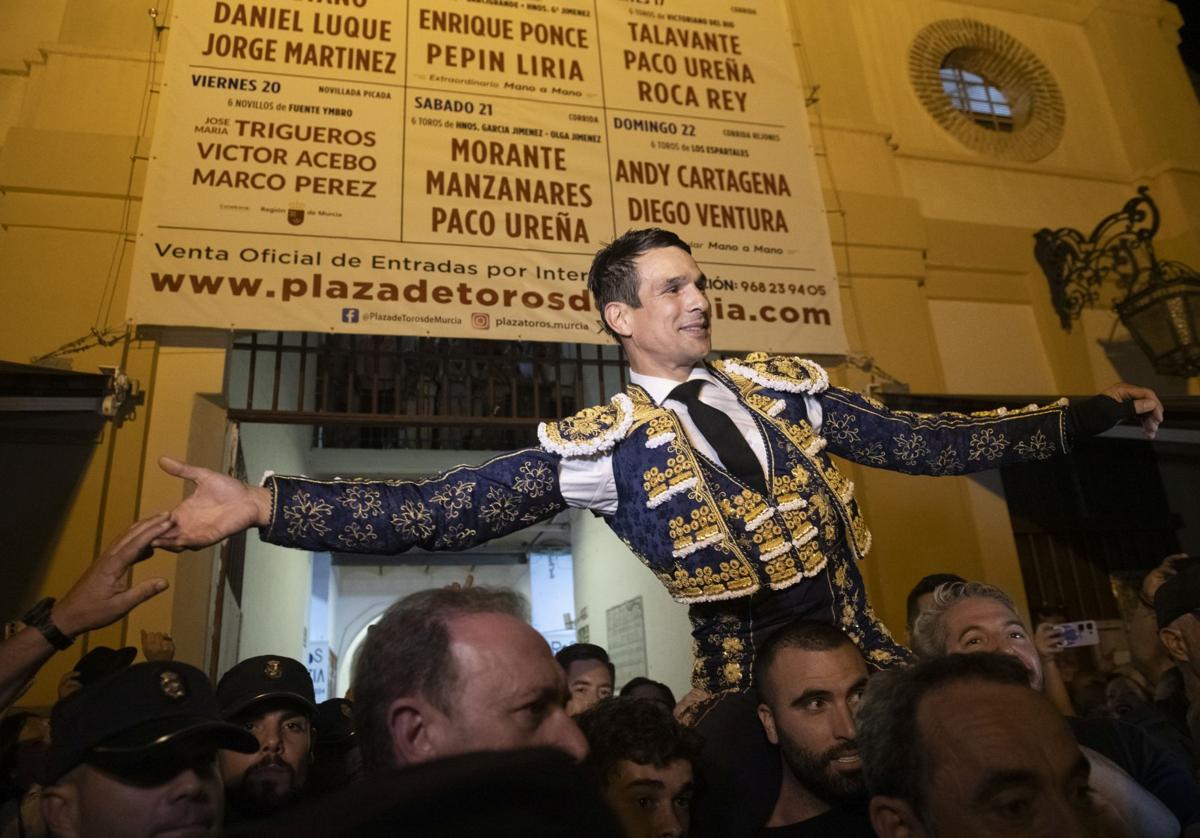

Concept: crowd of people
[[1, 515, 1199, 837]]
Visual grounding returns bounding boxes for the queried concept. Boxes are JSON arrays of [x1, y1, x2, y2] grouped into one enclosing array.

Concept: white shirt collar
[[629, 365, 715, 406]]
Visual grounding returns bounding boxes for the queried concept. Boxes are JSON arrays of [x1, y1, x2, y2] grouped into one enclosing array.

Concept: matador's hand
[[1100, 382, 1163, 439], [153, 457, 272, 552]]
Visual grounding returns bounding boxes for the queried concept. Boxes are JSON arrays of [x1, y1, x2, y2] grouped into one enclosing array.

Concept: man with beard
[[215, 655, 315, 824], [753, 619, 874, 837]]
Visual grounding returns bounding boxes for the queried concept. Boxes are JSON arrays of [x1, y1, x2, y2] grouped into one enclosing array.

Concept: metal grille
[[939, 66, 1015, 132], [1012, 531, 1155, 621], [228, 333, 630, 450]]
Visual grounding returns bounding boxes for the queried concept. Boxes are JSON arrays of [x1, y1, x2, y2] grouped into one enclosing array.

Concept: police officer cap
[[1155, 561, 1200, 629], [313, 698, 356, 746], [216, 654, 316, 720], [46, 661, 256, 782], [72, 645, 137, 686]]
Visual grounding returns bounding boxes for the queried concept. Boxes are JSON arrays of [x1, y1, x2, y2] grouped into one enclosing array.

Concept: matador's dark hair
[[587, 228, 691, 339]]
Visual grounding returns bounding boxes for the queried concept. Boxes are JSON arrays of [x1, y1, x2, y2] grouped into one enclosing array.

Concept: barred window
[[939, 66, 1014, 132], [910, 19, 1065, 161]]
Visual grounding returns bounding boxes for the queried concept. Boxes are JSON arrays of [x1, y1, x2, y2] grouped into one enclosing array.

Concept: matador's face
[[608, 246, 711, 381]]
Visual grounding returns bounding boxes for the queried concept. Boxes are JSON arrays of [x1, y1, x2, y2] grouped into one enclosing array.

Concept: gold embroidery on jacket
[[750, 518, 789, 559], [512, 460, 555, 497], [338, 485, 383, 520], [968, 428, 1009, 461], [729, 372, 874, 564], [645, 413, 676, 448], [718, 489, 772, 532], [666, 554, 757, 599], [764, 554, 798, 584], [773, 465, 811, 510], [719, 633, 746, 687], [795, 540, 825, 575], [480, 486, 521, 525], [716, 354, 830, 395], [391, 500, 433, 540], [538, 393, 634, 456], [892, 432, 930, 465], [283, 490, 333, 539], [338, 521, 378, 547], [629, 405, 756, 601], [1015, 430, 1055, 460], [643, 447, 699, 509], [669, 506, 722, 558], [745, 392, 786, 418], [431, 481, 475, 519]]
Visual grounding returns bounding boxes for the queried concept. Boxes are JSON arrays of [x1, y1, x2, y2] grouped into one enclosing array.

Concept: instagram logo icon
[[471, 313, 490, 330]]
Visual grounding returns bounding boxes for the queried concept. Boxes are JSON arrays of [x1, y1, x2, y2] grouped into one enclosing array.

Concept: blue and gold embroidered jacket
[[261, 354, 1072, 692]]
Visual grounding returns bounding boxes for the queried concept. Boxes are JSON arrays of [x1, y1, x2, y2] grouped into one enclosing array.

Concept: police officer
[[215, 655, 315, 822], [309, 697, 361, 796], [40, 660, 256, 837]]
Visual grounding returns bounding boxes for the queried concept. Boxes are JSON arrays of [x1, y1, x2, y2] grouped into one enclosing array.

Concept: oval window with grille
[[910, 19, 1065, 161]]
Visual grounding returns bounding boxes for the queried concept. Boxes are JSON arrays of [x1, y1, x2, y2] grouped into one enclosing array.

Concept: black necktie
[[668, 379, 768, 496]]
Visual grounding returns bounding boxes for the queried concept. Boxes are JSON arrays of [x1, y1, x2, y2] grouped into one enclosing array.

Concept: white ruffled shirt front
[[556, 366, 823, 514]]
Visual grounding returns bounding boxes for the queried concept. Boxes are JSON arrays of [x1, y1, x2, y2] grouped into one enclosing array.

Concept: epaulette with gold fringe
[[538, 393, 635, 457], [718, 353, 829, 395]]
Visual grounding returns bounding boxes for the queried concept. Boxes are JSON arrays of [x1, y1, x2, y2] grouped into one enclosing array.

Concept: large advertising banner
[[127, 0, 848, 354]]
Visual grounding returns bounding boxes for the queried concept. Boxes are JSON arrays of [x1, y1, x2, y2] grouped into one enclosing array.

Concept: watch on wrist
[[21, 597, 74, 651]]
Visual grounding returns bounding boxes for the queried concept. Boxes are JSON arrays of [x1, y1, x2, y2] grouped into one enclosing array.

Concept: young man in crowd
[[903, 573, 964, 643], [857, 653, 1129, 837], [753, 619, 875, 836], [556, 643, 616, 717], [912, 579, 1200, 836], [216, 654, 316, 823], [39, 661, 257, 837], [621, 677, 677, 714], [352, 586, 587, 771], [576, 698, 701, 838]]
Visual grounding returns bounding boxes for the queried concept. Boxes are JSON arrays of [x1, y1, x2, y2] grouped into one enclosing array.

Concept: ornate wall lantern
[[1034, 187, 1200, 377]]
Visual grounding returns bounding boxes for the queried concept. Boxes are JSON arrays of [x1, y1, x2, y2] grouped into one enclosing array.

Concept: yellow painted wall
[[0, 3, 229, 705], [2, 0, 1198, 704]]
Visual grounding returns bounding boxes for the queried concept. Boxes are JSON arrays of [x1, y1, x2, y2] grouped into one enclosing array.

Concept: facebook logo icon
[[342, 308, 359, 323]]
